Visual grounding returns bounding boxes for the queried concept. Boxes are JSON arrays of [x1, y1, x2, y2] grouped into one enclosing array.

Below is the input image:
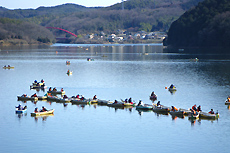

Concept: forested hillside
[[0, 18, 55, 45], [167, 0, 230, 47], [0, 0, 204, 45]]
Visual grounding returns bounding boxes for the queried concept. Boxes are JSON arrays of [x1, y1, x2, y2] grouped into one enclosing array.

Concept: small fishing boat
[[3, 66, 14, 69], [169, 110, 185, 116], [168, 87, 177, 92], [67, 71, 73, 75], [225, 97, 230, 105], [178, 108, 191, 116], [199, 112, 219, 120], [136, 104, 153, 110], [87, 58, 94, 61], [150, 95, 157, 101], [66, 61, 70, 65], [17, 95, 38, 101], [31, 109, 55, 116], [89, 99, 98, 104], [47, 90, 65, 95], [107, 101, 125, 107], [37, 96, 47, 101], [15, 107, 27, 114], [190, 58, 199, 62], [58, 98, 71, 103], [30, 84, 47, 89], [71, 99, 90, 104], [47, 95, 59, 102], [123, 102, 136, 107], [97, 99, 113, 105], [152, 105, 170, 113]]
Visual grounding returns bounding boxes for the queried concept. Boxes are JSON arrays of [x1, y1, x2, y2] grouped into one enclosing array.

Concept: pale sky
[[1, 0, 124, 9]]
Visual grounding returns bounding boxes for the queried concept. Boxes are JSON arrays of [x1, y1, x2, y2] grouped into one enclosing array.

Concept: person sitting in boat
[[23, 106, 27, 110], [76, 94, 80, 99], [114, 100, 118, 104], [22, 94, 27, 97], [53, 87, 57, 91], [93, 95, 97, 100], [190, 109, 197, 116], [197, 105, 202, 112], [34, 80, 37, 83], [137, 100, 144, 106], [63, 95, 68, 99], [8, 65, 10, 67], [41, 106, 48, 112], [128, 97, 132, 103], [227, 95, 230, 102], [157, 101, 161, 106], [61, 88, 64, 92], [4, 65, 6, 68], [31, 93, 37, 97], [48, 87, 52, 91], [41, 79, 44, 83], [171, 106, 178, 112], [80, 95, 85, 100], [208, 109, 215, 114], [169, 84, 175, 88], [192, 104, 197, 111], [16, 104, 23, 110], [34, 107, 39, 113], [151, 91, 157, 97]]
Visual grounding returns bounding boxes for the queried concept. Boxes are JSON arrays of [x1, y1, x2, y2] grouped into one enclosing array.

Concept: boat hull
[[136, 105, 153, 110], [15, 108, 27, 114], [31, 109, 54, 116], [47, 91, 65, 95], [169, 110, 184, 116], [199, 112, 219, 120], [17, 96, 38, 101]]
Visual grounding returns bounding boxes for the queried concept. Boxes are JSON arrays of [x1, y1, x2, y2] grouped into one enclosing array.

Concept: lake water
[[0, 44, 230, 153]]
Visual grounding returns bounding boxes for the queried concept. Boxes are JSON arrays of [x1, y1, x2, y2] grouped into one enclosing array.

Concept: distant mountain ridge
[[0, 0, 205, 45]]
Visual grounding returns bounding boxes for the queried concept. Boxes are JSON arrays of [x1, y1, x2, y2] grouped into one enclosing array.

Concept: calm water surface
[[0, 44, 230, 153]]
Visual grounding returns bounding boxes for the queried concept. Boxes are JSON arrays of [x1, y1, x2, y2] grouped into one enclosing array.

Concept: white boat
[[97, 99, 113, 105], [199, 112, 219, 120], [71, 98, 90, 104], [152, 105, 170, 112]]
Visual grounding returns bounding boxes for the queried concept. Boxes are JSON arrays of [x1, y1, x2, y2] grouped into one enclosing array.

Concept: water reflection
[[16, 113, 27, 119], [33, 114, 54, 122], [136, 109, 152, 116], [154, 112, 169, 117], [171, 115, 185, 120]]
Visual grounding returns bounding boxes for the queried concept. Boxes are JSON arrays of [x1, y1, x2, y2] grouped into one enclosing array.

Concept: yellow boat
[[89, 99, 98, 103], [3, 66, 14, 69], [31, 109, 55, 116]]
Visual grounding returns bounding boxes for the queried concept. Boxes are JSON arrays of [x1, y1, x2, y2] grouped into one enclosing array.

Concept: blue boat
[[15, 108, 27, 114]]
